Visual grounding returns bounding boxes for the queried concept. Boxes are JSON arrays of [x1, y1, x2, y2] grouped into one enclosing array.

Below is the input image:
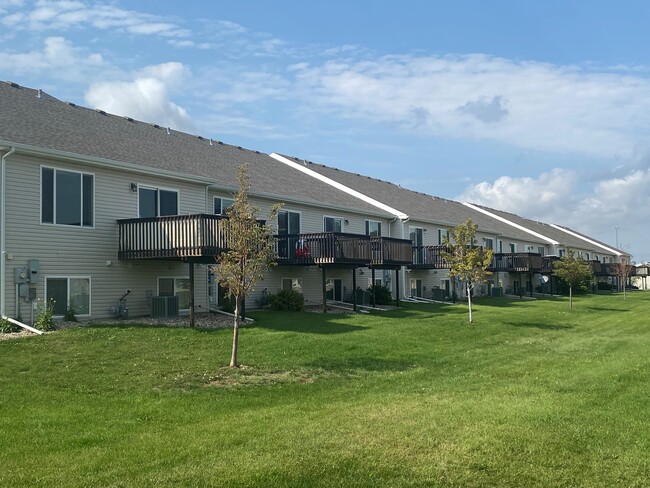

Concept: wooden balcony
[[118, 214, 229, 261], [275, 232, 371, 266], [409, 245, 451, 269], [370, 237, 413, 268], [490, 253, 550, 273]]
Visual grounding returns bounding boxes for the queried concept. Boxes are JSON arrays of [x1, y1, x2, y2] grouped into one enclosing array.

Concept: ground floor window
[[281, 278, 303, 293], [45, 277, 91, 316], [158, 277, 190, 310]]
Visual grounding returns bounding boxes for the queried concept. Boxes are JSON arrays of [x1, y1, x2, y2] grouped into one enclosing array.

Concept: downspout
[[400, 216, 410, 301], [1, 146, 16, 317]]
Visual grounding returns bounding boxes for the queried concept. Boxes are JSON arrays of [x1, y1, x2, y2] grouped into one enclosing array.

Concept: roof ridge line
[[270, 153, 409, 220]]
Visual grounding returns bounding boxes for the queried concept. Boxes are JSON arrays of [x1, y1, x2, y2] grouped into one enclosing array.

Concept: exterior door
[[326, 279, 342, 301], [278, 210, 300, 258], [410, 227, 424, 265], [410, 278, 422, 297]]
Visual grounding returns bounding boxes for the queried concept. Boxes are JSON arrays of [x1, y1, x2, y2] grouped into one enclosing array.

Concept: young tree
[[552, 248, 593, 308], [218, 164, 282, 368], [611, 255, 635, 300], [442, 219, 494, 323]]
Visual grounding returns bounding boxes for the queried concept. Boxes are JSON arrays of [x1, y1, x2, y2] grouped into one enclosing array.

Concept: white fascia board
[[2, 140, 214, 185], [462, 202, 559, 245], [270, 153, 409, 220], [548, 224, 622, 256]]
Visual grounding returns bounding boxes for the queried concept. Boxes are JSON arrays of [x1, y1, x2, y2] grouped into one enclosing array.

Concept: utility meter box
[[14, 267, 28, 284], [27, 259, 40, 284]]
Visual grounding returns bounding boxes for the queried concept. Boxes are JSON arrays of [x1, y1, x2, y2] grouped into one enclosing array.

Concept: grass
[[2, 292, 650, 487]]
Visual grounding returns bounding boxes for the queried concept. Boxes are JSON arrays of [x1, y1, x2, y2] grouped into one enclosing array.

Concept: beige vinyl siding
[[3, 153, 209, 319]]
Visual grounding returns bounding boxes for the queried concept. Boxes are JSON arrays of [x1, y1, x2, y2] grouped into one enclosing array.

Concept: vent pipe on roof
[[37, 89, 42, 99], [167, 127, 171, 135], [209, 139, 213, 146]]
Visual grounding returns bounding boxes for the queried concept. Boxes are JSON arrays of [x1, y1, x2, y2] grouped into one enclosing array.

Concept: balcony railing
[[490, 253, 549, 273], [275, 232, 371, 266], [118, 214, 229, 260], [370, 237, 413, 267], [409, 245, 451, 269]]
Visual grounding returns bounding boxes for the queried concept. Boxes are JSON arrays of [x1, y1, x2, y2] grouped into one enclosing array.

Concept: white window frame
[[323, 215, 344, 233], [157, 276, 191, 311], [44, 276, 92, 317], [137, 184, 179, 218], [40, 165, 95, 228], [214, 196, 235, 215], [365, 220, 382, 237], [281, 277, 303, 293]]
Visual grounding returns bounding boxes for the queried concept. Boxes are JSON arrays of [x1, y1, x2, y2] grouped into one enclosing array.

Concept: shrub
[[269, 289, 304, 312], [0, 318, 19, 333], [367, 284, 393, 305], [597, 281, 613, 291], [63, 306, 78, 322], [34, 300, 57, 331]]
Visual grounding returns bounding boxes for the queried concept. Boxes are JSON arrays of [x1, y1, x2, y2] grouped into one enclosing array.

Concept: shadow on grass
[[504, 321, 573, 330], [252, 319, 368, 334], [306, 356, 416, 373], [585, 306, 631, 312]]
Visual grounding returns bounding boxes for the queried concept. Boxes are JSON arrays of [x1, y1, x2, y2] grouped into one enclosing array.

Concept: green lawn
[[2, 293, 650, 487]]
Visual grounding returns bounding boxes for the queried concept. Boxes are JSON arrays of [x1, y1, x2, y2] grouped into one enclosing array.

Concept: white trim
[[323, 215, 344, 233], [44, 276, 92, 317], [40, 165, 96, 228], [270, 153, 409, 220], [548, 224, 622, 256], [462, 202, 559, 245], [137, 185, 179, 218]]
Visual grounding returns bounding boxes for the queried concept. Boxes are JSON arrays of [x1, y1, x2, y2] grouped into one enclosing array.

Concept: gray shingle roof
[[0, 82, 390, 217], [470, 204, 621, 254], [282, 155, 552, 244]]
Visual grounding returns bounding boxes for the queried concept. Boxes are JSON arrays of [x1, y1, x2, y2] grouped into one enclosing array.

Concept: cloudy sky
[[2, 0, 650, 260]]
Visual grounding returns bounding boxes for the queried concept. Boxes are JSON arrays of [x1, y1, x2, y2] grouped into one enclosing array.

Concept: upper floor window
[[538, 246, 545, 256], [214, 197, 234, 215], [324, 216, 343, 233], [510, 243, 517, 253], [41, 167, 94, 227], [139, 186, 178, 218], [437, 228, 449, 245], [484, 238, 494, 250], [366, 220, 382, 237]]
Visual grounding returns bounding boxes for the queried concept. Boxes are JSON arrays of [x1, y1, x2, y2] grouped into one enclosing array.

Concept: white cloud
[[0, 36, 102, 79], [289, 54, 650, 159], [457, 167, 650, 260], [2, 0, 190, 37], [84, 62, 194, 132]]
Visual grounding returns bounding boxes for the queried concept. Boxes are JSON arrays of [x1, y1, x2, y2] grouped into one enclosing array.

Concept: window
[[158, 277, 190, 310], [559, 249, 565, 257], [281, 278, 303, 293], [324, 216, 343, 233], [498, 240, 503, 253], [45, 277, 90, 316], [510, 243, 517, 253], [365, 220, 382, 237], [214, 197, 234, 215], [437, 228, 449, 245], [41, 167, 94, 226], [278, 210, 300, 235], [585, 253, 590, 260], [538, 246, 545, 256], [484, 238, 494, 250], [139, 186, 178, 218]]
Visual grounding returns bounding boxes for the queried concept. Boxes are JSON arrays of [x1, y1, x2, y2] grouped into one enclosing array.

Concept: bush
[[367, 284, 393, 305], [269, 289, 304, 311], [0, 318, 20, 333], [63, 306, 78, 322], [34, 300, 57, 332], [597, 281, 613, 291]]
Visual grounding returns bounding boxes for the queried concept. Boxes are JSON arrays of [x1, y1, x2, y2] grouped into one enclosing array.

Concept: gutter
[[1, 146, 15, 317]]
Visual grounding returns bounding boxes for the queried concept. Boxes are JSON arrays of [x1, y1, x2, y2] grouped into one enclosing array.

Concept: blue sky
[[2, 0, 650, 260]]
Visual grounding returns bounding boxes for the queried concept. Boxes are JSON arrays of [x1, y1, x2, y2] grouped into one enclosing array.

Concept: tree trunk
[[467, 283, 473, 323], [569, 285, 573, 308], [230, 297, 240, 368]]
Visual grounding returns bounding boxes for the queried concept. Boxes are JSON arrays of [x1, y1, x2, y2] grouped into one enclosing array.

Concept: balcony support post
[[395, 269, 400, 307], [322, 266, 327, 314], [371, 268, 376, 307], [188, 261, 195, 327], [352, 268, 357, 312]]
